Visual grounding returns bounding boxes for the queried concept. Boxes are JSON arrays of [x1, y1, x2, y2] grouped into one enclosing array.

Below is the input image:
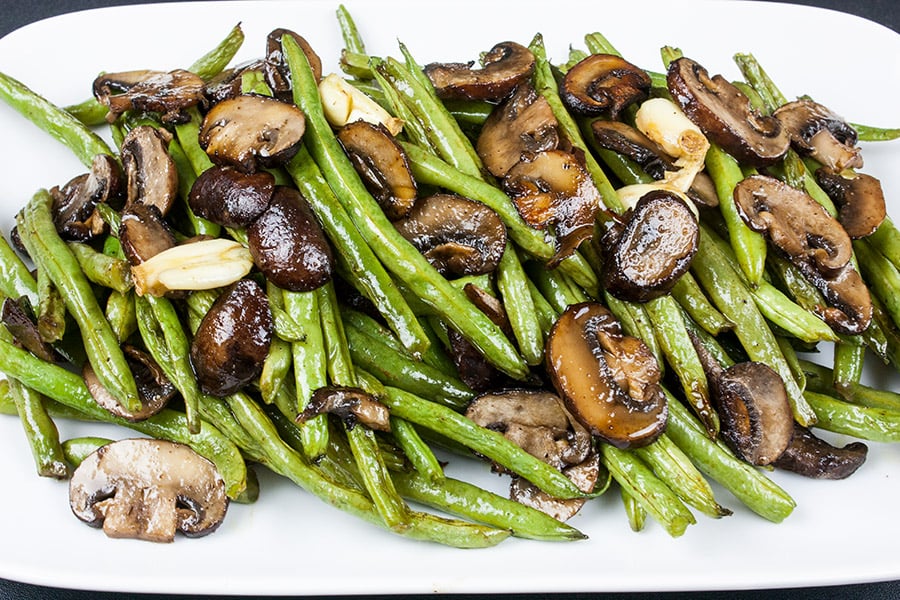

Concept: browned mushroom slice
[[687, 171, 719, 209], [83, 344, 176, 421], [0, 298, 59, 362], [546, 302, 667, 448], [50, 154, 122, 241], [562, 54, 651, 119], [773, 99, 863, 171], [733, 174, 872, 334], [199, 95, 306, 173], [714, 361, 793, 466], [190, 279, 273, 397], [247, 186, 333, 292], [590, 120, 673, 180], [118, 203, 177, 266], [393, 194, 507, 277], [509, 453, 602, 521], [815, 168, 886, 239], [204, 59, 269, 105], [424, 42, 535, 102], [188, 166, 275, 228], [476, 83, 560, 179], [93, 69, 205, 124], [297, 386, 391, 432], [336, 120, 417, 220], [265, 28, 323, 99], [773, 423, 868, 479], [503, 149, 601, 267], [601, 189, 699, 303], [69, 438, 229, 542], [121, 126, 178, 216], [667, 57, 789, 167]]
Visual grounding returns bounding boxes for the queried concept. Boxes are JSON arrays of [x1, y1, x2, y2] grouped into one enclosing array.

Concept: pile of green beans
[[0, 4, 897, 549]]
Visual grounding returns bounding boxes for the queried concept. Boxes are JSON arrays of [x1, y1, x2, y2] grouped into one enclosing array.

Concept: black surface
[[0, 1, 898, 599]]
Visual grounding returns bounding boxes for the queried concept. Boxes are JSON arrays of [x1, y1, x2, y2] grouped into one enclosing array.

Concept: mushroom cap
[[667, 57, 790, 167], [83, 344, 176, 422], [297, 386, 391, 432], [815, 168, 886, 239], [50, 153, 122, 241], [265, 28, 323, 99], [69, 438, 229, 542], [561, 54, 651, 119], [773, 98, 862, 171], [424, 41, 536, 102], [188, 165, 275, 228], [773, 423, 868, 479], [118, 203, 177, 266], [590, 120, 674, 180], [121, 126, 179, 216], [93, 69, 206, 124]]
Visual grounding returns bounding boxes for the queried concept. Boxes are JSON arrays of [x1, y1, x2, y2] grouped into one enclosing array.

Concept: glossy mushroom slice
[[667, 57, 789, 167], [600, 189, 699, 303], [546, 302, 667, 449], [336, 120, 417, 220], [199, 95, 306, 173], [424, 41, 536, 102], [265, 28, 323, 99], [69, 438, 229, 542], [773, 98, 863, 171], [118, 203, 177, 266], [50, 154, 122, 241], [503, 149, 601, 267], [733, 174, 872, 334], [815, 168, 886, 239], [476, 83, 560, 179], [393, 194, 507, 277], [188, 166, 275, 228], [773, 423, 868, 479], [561, 54, 651, 119], [247, 186, 333, 292], [190, 279, 273, 397], [590, 120, 674, 180], [297, 386, 391, 432], [121, 126, 179, 216], [83, 344, 176, 422], [0, 297, 58, 362], [92, 69, 205, 124]]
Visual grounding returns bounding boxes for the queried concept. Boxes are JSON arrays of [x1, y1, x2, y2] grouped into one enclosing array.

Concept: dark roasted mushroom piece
[[601, 189, 699, 303], [199, 94, 306, 173], [424, 41, 536, 102], [0, 297, 58, 362], [118, 203, 177, 266], [773, 98, 862, 171], [190, 279, 273, 397], [733, 174, 872, 334], [476, 83, 560, 179], [561, 54, 651, 119], [503, 149, 601, 267], [265, 28, 323, 99], [815, 168, 886, 239], [50, 153, 122, 241], [297, 386, 391, 432], [393, 194, 507, 277], [69, 438, 229, 542], [446, 284, 513, 392], [92, 69, 206, 124], [247, 186, 333, 292], [336, 120, 417, 220], [590, 120, 673, 180], [667, 57, 790, 167], [83, 344, 176, 421], [773, 423, 868, 479], [121, 126, 179, 216], [188, 166, 275, 228], [203, 59, 269, 105], [546, 302, 667, 448]]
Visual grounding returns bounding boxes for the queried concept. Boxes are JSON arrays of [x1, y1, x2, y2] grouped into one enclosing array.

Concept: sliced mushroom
[[247, 186, 333, 292], [393, 194, 507, 277], [510, 453, 602, 522], [336, 120, 417, 220], [546, 302, 667, 448], [561, 54, 651, 119], [50, 154, 122, 241], [815, 168, 886, 239], [83, 344, 176, 422], [424, 41, 535, 102], [667, 57, 789, 167], [773, 423, 868, 479], [297, 386, 391, 432], [773, 98, 862, 171], [204, 59, 269, 105], [0, 297, 58, 362], [199, 95, 306, 173], [69, 438, 229, 542], [190, 279, 273, 396], [503, 149, 601, 267], [590, 120, 673, 180], [733, 174, 872, 334], [92, 69, 206, 124], [118, 203, 177, 266], [188, 166, 275, 228], [600, 189, 699, 303], [121, 126, 179, 216], [714, 361, 793, 466], [446, 284, 511, 392], [265, 28, 323, 99]]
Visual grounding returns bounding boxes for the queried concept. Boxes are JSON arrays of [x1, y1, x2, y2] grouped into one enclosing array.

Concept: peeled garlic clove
[[319, 73, 403, 135], [131, 238, 253, 297]]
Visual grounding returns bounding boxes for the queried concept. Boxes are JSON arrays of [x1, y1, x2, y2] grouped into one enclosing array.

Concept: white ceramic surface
[[0, 0, 897, 595]]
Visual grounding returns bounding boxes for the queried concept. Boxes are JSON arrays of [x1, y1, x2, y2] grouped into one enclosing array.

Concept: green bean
[[832, 340, 865, 392], [67, 241, 132, 294], [7, 377, 69, 479], [390, 417, 445, 484], [733, 52, 787, 109], [260, 336, 292, 405], [36, 267, 66, 344], [285, 37, 527, 380], [0, 233, 37, 305], [867, 217, 900, 271], [749, 282, 839, 344], [600, 443, 695, 537], [852, 123, 900, 141], [669, 273, 733, 335], [620, 487, 647, 532], [805, 391, 900, 442], [166, 134, 220, 238], [336, 4, 366, 54], [801, 359, 900, 411], [854, 240, 900, 330], [525, 278, 558, 336], [17, 190, 140, 412], [61, 436, 111, 467], [188, 23, 245, 81], [497, 246, 544, 366], [174, 106, 216, 176], [104, 290, 136, 343]]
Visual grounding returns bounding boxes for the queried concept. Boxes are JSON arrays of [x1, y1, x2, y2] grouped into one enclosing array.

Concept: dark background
[[0, 1, 897, 599]]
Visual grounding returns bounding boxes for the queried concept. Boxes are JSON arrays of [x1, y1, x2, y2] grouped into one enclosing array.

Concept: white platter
[[0, 0, 898, 595]]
